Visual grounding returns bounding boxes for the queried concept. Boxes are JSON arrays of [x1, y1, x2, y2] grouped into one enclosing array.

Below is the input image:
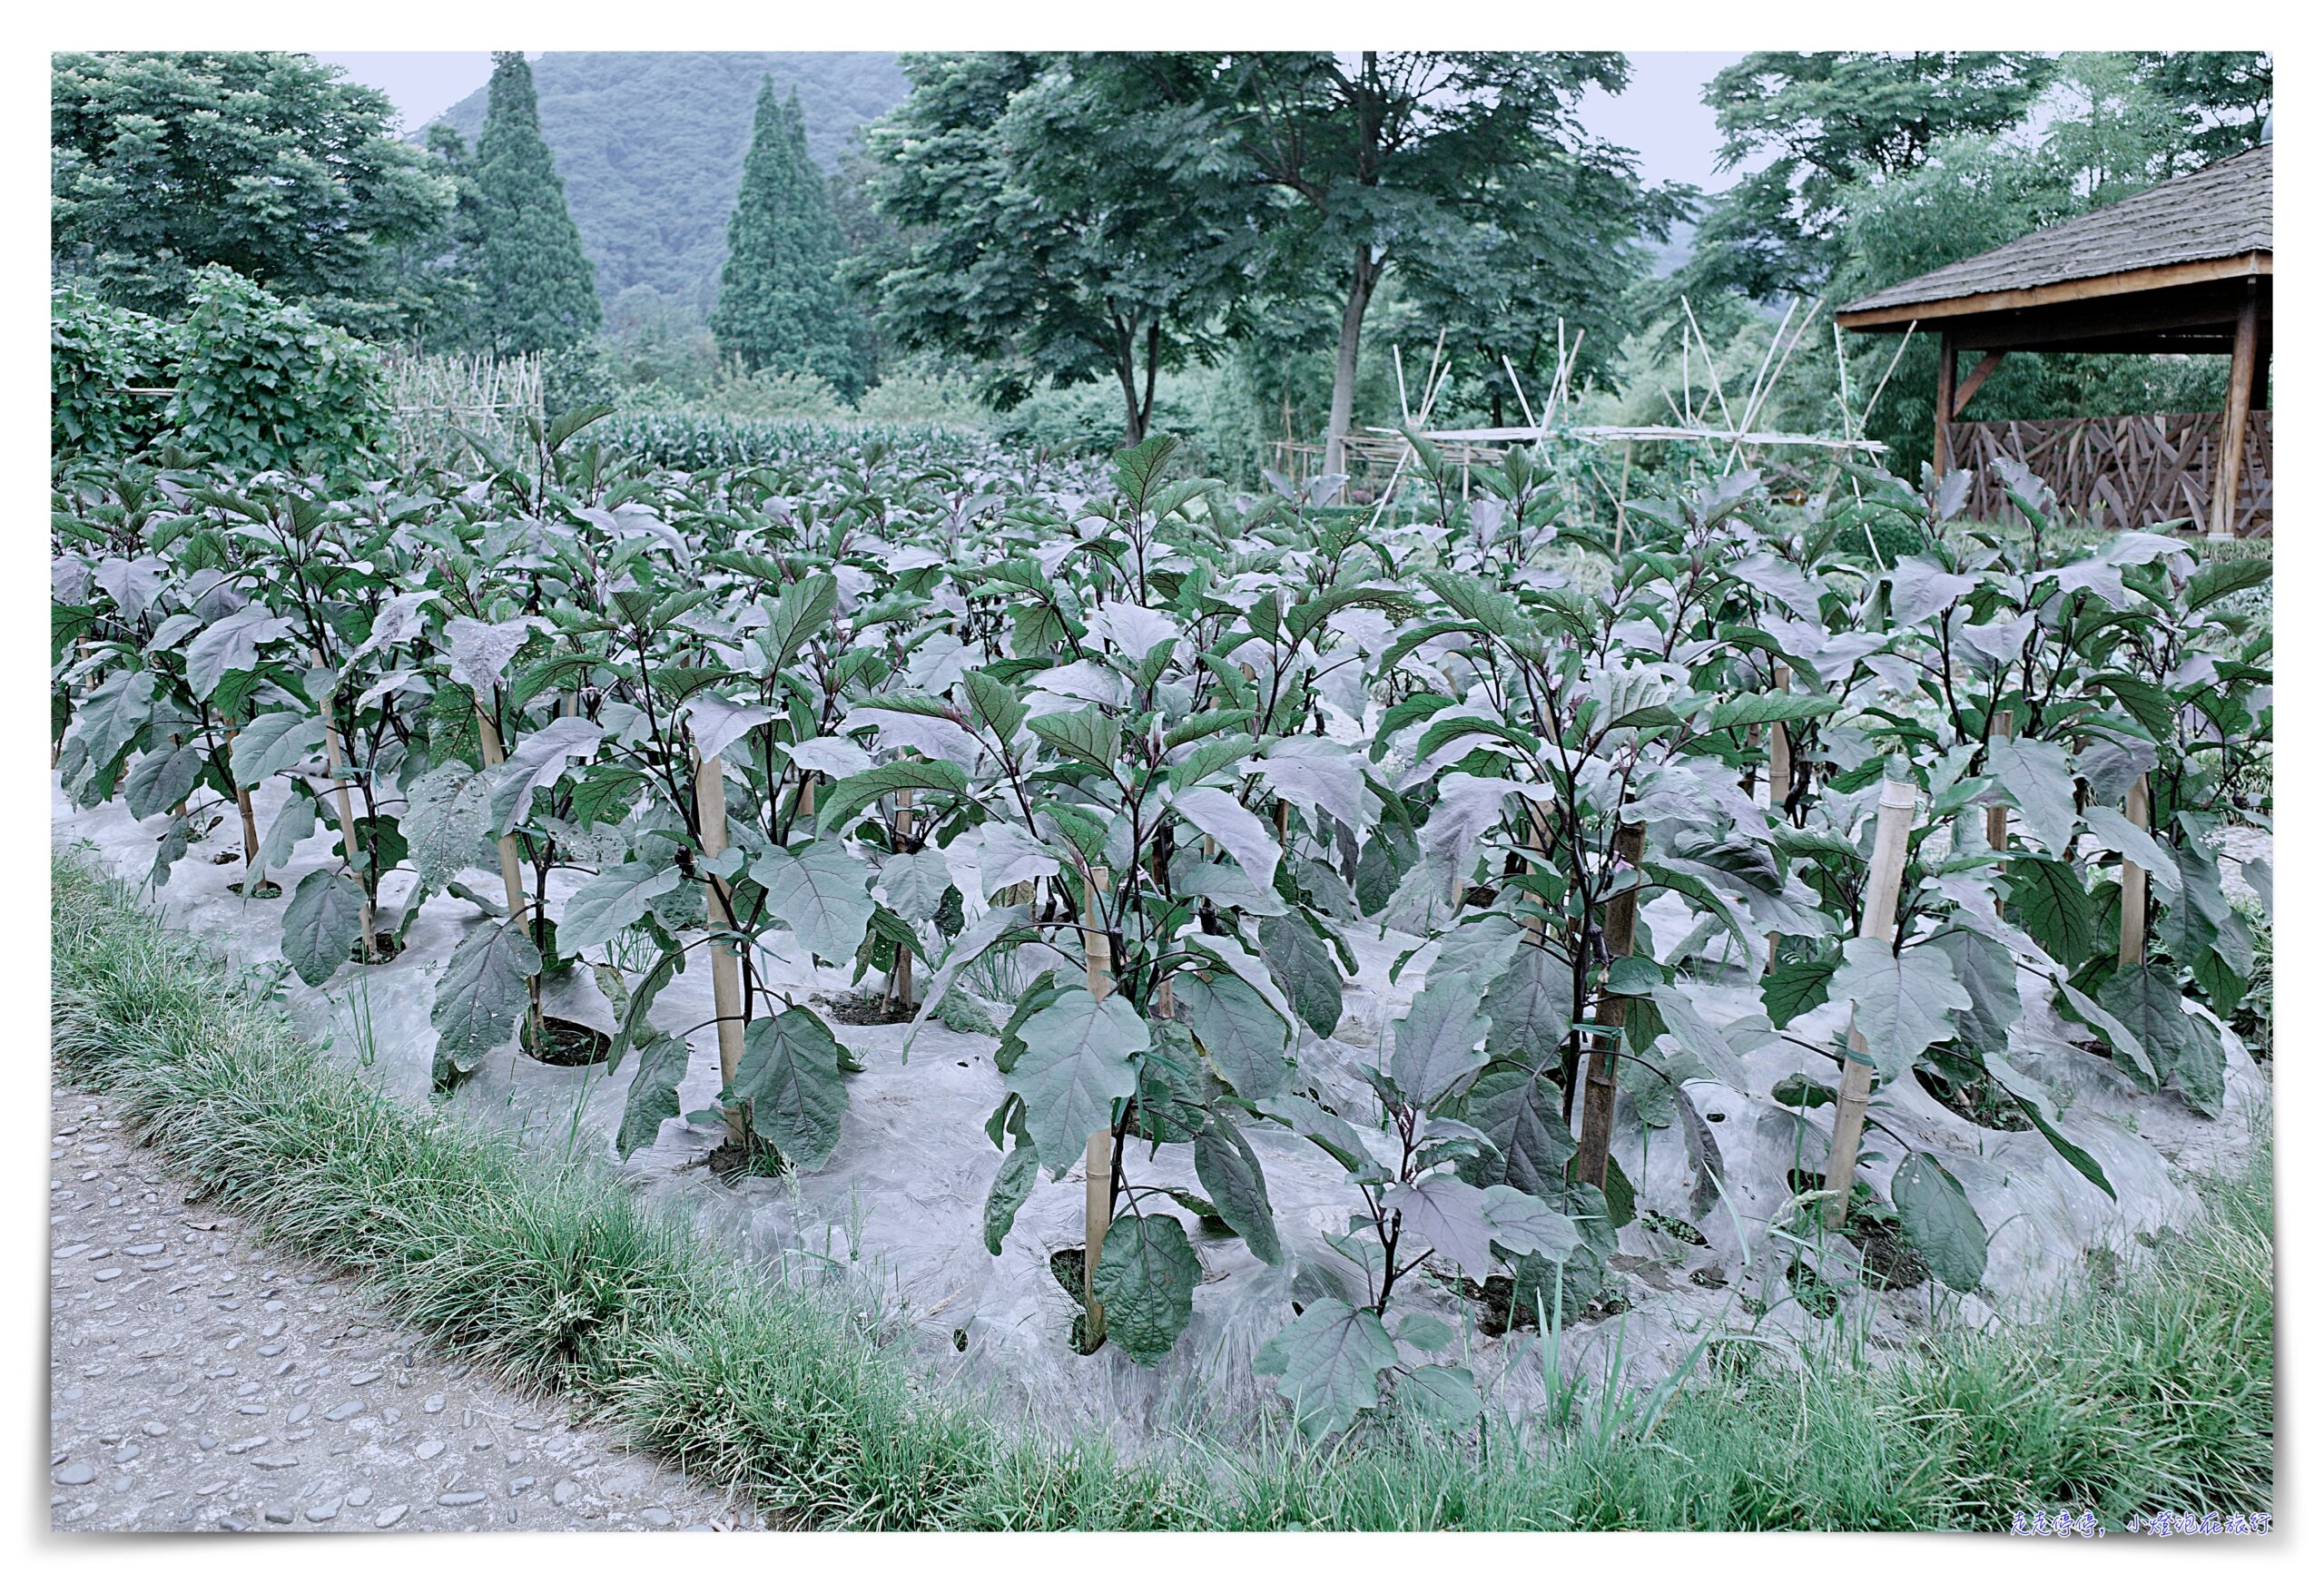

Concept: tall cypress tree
[[472, 52, 600, 354], [711, 79, 862, 397]]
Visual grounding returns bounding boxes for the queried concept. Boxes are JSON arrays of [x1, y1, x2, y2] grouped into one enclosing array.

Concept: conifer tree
[[712, 78, 862, 397], [472, 52, 600, 354]]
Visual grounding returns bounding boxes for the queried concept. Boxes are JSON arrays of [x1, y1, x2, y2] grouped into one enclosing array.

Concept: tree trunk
[[1323, 249, 1379, 477], [1114, 321, 1147, 448]]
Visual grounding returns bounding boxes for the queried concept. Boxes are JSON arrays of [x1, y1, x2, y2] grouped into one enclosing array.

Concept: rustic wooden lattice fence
[[1945, 410, 2272, 537]]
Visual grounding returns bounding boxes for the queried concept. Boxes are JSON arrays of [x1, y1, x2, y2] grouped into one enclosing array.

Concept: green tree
[[852, 53, 1251, 445], [50, 52, 453, 339], [471, 52, 601, 355], [712, 78, 863, 398], [1211, 52, 1632, 472], [1834, 53, 2270, 474], [1686, 52, 2054, 300]]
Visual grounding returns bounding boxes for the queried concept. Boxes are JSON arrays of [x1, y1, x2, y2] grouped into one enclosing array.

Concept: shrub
[[165, 266, 385, 474], [50, 281, 178, 459]]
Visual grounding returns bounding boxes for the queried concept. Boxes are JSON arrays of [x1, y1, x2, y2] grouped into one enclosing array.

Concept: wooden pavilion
[[1837, 142, 2272, 536]]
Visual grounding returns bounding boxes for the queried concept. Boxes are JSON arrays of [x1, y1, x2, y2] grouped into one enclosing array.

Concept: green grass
[[50, 852, 2272, 1529]]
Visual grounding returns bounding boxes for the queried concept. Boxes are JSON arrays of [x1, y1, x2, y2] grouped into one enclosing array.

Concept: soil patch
[[521, 1015, 612, 1068], [818, 989, 913, 1026]]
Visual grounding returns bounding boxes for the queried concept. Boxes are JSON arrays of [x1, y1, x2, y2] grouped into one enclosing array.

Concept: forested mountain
[[429, 52, 905, 316]]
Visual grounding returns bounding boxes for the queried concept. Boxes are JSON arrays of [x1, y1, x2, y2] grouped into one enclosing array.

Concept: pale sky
[[317, 49, 1750, 194]]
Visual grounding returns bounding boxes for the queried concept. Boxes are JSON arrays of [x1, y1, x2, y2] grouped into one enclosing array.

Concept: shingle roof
[[1839, 143, 2271, 316]]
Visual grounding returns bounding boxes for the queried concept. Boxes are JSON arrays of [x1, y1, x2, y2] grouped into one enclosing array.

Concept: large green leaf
[[1006, 988, 1147, 1169], [817, 759, 969, 833], [1398, 1364, 1483, 1428], [753, 839, 875, 967], [2008, 855, 2096, 967], [1933, 928, 2021, 1056], [280, 869, 365, 987], [1254, 1297, 1397, 1441], [1830, 939, 1969, 1078], [1259, 914, 1342, 1040], [1891, 1153, 1988, 1292], [487, 716, 604, 836], [402, 762, 498, 889], [124, 744, 202, 821], [74, 668, 157, 771], [1194, 1113, 1282, 1265], [1761, 954, 1837, 1028], [724, 1008, 849, 1167], [1090, 1214, 1200, 1364], [983, 1142, 1039, 1256], [429, 916, 542, 1075], [1480, 942, 1572, 1066], [559, 860, 684, 955], [1984, 735, 2079, 857], [230, 710, 325, 787], [185, 605, 292, 700], [616, 1033, 691, 1159], [1983, 1052, 2114, 1198], [1452, 1060, 1575, 1195], [1179, 970, 1292, 1099], [1172, 785, 1281, 894], [1389, 978, 1491, 1109], [2097, 965, 2223, 1116]]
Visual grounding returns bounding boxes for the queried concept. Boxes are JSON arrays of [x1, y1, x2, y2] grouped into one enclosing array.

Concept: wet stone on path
[[49, 1086, 755, 1533]]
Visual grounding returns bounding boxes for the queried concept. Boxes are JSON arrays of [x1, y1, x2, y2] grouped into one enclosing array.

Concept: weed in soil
[[705, 1134, 790, 1183], [346, 931, 402, 965], [521, 1014, 612, 1068], [1462, 1272, 1629, 1336], [226, 879, 282, 899], [819, 989, 913, 1026]]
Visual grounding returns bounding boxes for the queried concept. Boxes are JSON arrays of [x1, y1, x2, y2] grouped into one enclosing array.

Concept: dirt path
[[48, 1085, 758, 1533]]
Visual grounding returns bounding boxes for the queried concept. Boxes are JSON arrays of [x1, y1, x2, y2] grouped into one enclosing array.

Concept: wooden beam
[[1837, 251, 2271, 331], [2211, 278, 2261, 537], [1951, 349, 2005, 418], [1935, 329, 1958, 475], [2250, 329, 2271, 411]]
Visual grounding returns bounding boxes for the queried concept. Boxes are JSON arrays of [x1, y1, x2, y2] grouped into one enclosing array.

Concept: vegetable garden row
[[51, 411, 2271, 1442]]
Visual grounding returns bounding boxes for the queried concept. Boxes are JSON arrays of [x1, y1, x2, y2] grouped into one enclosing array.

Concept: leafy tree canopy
[[470, 51, 602, 355], [51, 51, 454, 339]]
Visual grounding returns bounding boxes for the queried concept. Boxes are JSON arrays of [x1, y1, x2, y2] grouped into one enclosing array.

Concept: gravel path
[[48, 1085, 758, 1533]]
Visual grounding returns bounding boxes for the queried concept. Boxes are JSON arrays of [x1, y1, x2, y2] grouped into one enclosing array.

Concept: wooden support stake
[[473, 705, 529, 921], [2119, 774, 2151, 969], [1822, 768, 1918, 1228], [313, 659, 375, 960], [1573, 822, 1645, 1191], [1082, 865, 1114, 1347], [1984, 708, 2014, 853], [224, 726, 261, 875], [889, 788, 915, 1011], [696, 752, 746, 1146], [1767, 664, 1793, 971]]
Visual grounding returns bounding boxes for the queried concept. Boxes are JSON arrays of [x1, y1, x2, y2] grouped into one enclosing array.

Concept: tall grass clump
[[49, 851, 2270, 1530]]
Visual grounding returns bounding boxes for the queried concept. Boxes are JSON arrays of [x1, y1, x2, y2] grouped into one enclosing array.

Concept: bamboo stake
[[1822, 766, 1918, 1227], [1614, 441, 1633, 553], [1082, 864, 1114, 1347], [473, 705, 529, 921], [2119, 774, 2151, 968], [224, 725, 262, 876], [1767, 664, 1794, 971], [696, 752, 746, 1146], [889, 788, 916, 1011], [1984, 709, 2014, 852], [1573, 822, 1646, 1191], [312, 657, 375, 961]]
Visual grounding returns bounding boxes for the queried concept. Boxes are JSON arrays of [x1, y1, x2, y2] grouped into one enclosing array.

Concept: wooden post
[[472, 705, 530, 921], [312, 660, 375, 960], [1573, 822, 1645, 1191], [1822, 767, 1918, 1228], [1766, 663, 1793, 971], [1984, 709, 2014, 853], [223, 726, 262, 876], [2119, 774, 2151, 969], [888, 788, 915, 1012], [1082, 865, 1114, 1346], [696, 752, 746, 1147], [2211, 280, 2261, 539], [1614, 440, 1632, 553], [1933, 330, 1957, 477]]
